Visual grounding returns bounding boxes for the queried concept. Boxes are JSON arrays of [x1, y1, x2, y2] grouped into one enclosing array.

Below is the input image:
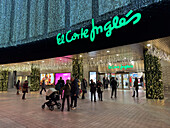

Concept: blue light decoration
[[29, 0, 45, 38], [12, 0, 27, 42], [70, 0, 92, 26], [0, 0, 163, 48]]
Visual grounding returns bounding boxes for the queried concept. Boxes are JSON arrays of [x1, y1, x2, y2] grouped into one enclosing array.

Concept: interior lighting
[[131, 61, 134, 65], [116, 54, 119, 56], [42, 61, 44, 63], [80, 55, 82, 57], [107, 51, 110, 53], [147, 44, 151, 47], [91, 58, 93, 60]]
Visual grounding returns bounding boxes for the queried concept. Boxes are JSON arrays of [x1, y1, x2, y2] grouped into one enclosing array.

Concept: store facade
[[0, 0, 169, 99]]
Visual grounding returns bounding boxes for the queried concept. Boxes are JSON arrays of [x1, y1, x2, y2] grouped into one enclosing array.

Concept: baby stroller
[[42, 88, 61, 111]]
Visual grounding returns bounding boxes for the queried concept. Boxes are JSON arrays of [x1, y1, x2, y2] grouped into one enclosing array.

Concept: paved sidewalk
[[0, 88, 170, 128]]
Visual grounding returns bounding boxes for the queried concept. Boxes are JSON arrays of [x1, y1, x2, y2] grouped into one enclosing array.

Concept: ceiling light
[[147, 44, 151, 47], [91, 58, 93, 60], [131, 61, 134, 65], [42, 61, 44, 63], [107, 51, 110, 53], [80, 55, 82, 57], [116, 54, 119, 56]]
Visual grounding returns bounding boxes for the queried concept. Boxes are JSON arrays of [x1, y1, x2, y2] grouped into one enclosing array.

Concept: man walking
[[110, 77, 117, 98], [70, 77, 78, 110]]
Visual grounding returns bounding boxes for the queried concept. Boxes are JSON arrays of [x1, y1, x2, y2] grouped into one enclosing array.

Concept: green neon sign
[[108, 64, 134, 70], [56, 10, 141, 45]]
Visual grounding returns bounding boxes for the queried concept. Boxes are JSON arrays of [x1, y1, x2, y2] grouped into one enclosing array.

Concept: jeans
[[71, 95, 77, 107], [22, 92, 26, 99], [82, 91, 85, 99], [91, 92, 96, 101], [40, 88, 46, 95], [98, 92, 103, 101], [62, 95, 70, 111], [111, 87, 117, 98]]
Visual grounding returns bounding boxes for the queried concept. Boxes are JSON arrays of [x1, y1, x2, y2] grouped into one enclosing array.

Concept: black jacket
[[90, 82, 96, 93], [71, 79, 78, 95], [110, 79, 117, 88], [62, 83, 71, 96], [58, 80, 65, 88]]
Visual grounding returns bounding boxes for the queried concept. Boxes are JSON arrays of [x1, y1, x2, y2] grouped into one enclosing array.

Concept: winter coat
[[97, 81, 102, 93], [58, 80, 65, 88], [22, 82, 28, 93], [90, 82, 96, 93], [42, 82, 46, 88], [105, 79, 109, 84], [81, 79, 87, 91], [134, 80, 138, 90], [110, 79, 117, 88], [62, 83, 71, 96], [71, 79, 78, 96], [16, 81, 20, 90]]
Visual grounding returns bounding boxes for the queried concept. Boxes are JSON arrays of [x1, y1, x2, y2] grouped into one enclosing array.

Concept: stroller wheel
[[49, 106, 54, 111], [57, 103, 61, 109], [42, 104, 45, 109]]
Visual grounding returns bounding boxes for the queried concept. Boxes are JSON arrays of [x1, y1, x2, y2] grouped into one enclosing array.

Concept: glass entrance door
[[115, 74, 122, 89], [123, 74, 129, 89]]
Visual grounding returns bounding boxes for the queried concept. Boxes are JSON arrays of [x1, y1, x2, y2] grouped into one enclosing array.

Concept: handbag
[[22, 88, 27, 92]]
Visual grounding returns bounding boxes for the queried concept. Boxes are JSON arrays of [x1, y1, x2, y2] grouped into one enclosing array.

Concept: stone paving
[[0, 88, 170, 128]]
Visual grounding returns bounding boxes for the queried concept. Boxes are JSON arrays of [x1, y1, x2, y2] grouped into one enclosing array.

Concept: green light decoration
[[56, 10, 141, 45], [108, 64, 133, 70]]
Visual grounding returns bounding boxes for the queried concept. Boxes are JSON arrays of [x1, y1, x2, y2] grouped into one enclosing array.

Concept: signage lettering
[[108, 64, 134, 70], [56, 10, 141, 45]]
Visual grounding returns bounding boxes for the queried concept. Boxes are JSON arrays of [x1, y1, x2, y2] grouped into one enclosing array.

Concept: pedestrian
[[58, 77, 65, 99], [22, 80, 28, 100], [70, 77, 78, 110], [140, 76, 143, 88], [90, 79, 96, 102], [105, 77, 109, 89], [81, 78, 87, 99], [110, 77, 117, 98], [40, 80, 46, 95], [16, 80, 20, 95], [77, 79, 81, 98], [103, 77, 105, 89], [132, 77, 139, 97], [61, 80, 71, 112], [97, 80, 103, 101]]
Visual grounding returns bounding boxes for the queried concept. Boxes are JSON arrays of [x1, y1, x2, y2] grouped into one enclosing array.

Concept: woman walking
[[16, 80, 20, 95], [22, 80, 28, 100], [132, 77, 139, 97], [97, 80, 103, 101], [90, 79, 96, 102], [40, 80, 46, 95]]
